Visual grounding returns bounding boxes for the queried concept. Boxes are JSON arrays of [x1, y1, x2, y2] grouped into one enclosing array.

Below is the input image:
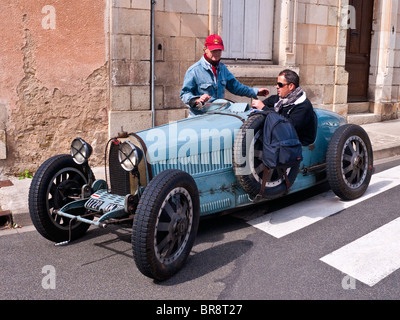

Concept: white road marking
[[320, 217, 400, 286], [248, 165, 400, 238], [247, 165, 400, 287]]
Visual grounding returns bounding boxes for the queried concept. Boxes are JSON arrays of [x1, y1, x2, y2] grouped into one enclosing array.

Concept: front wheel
[[326, 124, 373, 200], [132, 169, 200, 281], [29, 154, 92, 242]]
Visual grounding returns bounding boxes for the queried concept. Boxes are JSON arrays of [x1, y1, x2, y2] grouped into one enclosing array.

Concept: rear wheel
[[29, 154, 92, 242], [326, 124, 373, 200], [132, 169, 200, 281]]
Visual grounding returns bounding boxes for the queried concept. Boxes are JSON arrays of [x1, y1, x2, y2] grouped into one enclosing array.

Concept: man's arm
[[224, 68, 259, 98], [180, 69, 199, 105], [251, 95, 278, 110]]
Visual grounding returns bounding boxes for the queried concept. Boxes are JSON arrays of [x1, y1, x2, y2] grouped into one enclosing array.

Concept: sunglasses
[[277, 82, 290, 88]]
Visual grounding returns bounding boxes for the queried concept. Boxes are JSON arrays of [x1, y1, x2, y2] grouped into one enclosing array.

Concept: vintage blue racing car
[[29, 100, 374, 281]]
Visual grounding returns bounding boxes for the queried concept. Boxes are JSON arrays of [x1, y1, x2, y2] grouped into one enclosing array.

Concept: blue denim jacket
[[180, 56, 259, 115]]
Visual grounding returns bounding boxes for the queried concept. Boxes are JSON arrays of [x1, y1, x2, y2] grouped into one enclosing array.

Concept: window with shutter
[[222, 0, 274, 60]]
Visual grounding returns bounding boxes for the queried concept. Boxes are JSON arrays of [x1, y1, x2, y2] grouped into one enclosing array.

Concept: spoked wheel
[[326, 124, 374, 200], [29, 154, 93, 242], [132, 169, 200, 281], [233, 113, 299, 200]]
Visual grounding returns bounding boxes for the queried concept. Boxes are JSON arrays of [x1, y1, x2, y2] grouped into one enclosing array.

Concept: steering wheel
[[202, 99, 233, 112]]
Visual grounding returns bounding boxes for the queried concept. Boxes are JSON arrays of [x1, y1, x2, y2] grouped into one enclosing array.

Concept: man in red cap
[[180, 34, 269, 115]]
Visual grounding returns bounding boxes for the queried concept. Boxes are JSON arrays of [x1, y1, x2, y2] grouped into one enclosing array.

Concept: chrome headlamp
[[71, 138, 92, 165], [118, 141, 143, 172]]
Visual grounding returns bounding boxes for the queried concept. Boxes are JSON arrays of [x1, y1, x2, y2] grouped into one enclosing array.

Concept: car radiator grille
[[109, 143, 131, 196]]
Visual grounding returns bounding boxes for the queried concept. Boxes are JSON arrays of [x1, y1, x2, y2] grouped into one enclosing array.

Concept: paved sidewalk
[[360, 119, 400, 161], [0, 119, 399, 230]]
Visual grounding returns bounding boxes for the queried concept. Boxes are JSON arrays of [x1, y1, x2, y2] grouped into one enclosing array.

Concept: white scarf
[[274, 86, 306, 113]]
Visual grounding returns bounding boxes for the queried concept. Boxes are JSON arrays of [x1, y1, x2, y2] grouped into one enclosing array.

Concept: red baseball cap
[[205, 34, 224, 51]]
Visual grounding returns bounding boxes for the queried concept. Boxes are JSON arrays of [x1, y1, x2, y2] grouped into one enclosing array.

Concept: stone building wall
[[369, 0, 400, 121], [109, 0, 152, 136], [1, 0, 399, 177], [295, 0, 348, 116], [109, 0, 212, 135], [153, 0, 211, 124]]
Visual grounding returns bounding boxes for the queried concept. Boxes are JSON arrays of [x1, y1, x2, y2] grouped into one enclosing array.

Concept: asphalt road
[[1, 158, 400, 306]]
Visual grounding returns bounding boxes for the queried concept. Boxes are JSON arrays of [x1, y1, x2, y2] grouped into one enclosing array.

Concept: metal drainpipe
[[151, 0, 156, 128]]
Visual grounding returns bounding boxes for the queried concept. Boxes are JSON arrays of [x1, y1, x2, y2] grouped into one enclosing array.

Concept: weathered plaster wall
[[0, 1, 109, 176]]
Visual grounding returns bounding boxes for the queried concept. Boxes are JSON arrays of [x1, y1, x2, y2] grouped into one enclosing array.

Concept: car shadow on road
[[160, 239, 253, 286], [157, 181, 334, 285], [155, 214, 254, 285]]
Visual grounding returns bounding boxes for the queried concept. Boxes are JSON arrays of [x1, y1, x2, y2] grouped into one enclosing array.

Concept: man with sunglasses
[[252, 69, 316, 145], [180, 34, 269, 116]]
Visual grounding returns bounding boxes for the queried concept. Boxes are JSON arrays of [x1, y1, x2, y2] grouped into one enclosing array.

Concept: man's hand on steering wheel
[[196, 94, 212, 108]]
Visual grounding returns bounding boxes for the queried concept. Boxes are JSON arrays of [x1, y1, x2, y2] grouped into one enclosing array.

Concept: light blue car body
[[57, 100, 346, 224], [134, 100, 347, 216]]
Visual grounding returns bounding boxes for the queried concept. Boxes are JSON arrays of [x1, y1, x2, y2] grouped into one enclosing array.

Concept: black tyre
[[233, 113, 300, 200], [29, 154, 92, 242], [132, 169, 200, 281], [326, 124, 373, 200]]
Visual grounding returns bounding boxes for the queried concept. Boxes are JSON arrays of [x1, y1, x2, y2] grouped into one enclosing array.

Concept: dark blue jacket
[[261, 94, 316, 146]]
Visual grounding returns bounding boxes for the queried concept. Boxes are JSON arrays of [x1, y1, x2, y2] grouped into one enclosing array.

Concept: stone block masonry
[[109, 2, 153, 136]]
